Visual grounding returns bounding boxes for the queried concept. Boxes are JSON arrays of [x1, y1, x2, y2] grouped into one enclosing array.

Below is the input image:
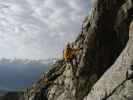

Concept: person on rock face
[[63, 43, 82, 66]]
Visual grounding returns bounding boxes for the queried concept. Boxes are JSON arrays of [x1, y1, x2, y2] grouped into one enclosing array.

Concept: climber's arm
[[72, 48, 82, 52]]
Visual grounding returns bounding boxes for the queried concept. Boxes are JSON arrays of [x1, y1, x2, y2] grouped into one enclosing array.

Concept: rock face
[[84, 21, 133, 100], [24, 0, 133, 100]]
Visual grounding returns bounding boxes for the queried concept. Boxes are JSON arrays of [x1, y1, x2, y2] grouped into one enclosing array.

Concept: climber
[[63, 43, 82, 66]]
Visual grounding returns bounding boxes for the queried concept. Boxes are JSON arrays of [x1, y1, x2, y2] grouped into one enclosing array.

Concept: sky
[[0, 0, 91, 60]]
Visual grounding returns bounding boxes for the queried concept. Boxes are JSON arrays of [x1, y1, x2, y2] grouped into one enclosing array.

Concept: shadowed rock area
[[24, 0, 133, 100]]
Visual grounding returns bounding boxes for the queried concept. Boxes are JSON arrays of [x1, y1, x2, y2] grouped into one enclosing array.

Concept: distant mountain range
[[0, 90, 8, 96], [0, 58, 56, 91], [0, 91, 24, 100]]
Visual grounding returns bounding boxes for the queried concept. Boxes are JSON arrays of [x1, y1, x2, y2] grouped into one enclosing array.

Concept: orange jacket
[[63, 47, 81, 61]]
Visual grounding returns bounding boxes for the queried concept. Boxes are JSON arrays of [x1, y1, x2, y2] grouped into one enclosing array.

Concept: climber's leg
[[69, 58, 74, 66], [73, 55, 78, 66], [66, 58, 73, 66]]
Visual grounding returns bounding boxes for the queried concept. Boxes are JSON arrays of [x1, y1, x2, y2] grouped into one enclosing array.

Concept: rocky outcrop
[[24, 0, 133, 100], [84, 21, 133, 100]]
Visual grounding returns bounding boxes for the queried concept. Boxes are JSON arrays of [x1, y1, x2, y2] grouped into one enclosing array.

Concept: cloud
[[0, 0, 90, 59]]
